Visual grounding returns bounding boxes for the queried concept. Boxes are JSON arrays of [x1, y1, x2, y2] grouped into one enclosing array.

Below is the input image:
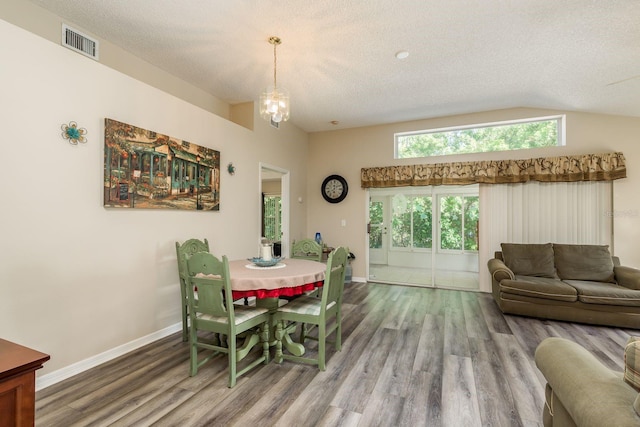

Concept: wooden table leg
[[256, 298, 305, 357]]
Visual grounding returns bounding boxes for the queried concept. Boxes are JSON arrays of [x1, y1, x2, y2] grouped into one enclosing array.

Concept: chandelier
[[259, 36, 290, 124]]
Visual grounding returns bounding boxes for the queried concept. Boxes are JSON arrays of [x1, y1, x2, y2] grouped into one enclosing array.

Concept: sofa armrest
[[615, 265, 640, 290], [535, 337, 640, 427], [487, 258, 515, 283]]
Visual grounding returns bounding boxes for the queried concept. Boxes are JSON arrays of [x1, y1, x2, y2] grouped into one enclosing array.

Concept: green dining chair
[[290, 238, 323, 300], [273, 246, 348, 371], [176, 238, 210, 342], [291, 238, 323, 262], [185, 252, 270, 388]]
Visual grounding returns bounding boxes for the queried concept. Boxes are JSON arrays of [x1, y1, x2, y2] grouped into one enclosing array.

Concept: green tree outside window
[[369, 201, 383, 249], [396, 118, 560, 159], [439, 195, 479, 251], [386, 192, 479, 253], [263, 195, 281, 241], [412, 197, 432, 248], [391, 195, 412, 247]]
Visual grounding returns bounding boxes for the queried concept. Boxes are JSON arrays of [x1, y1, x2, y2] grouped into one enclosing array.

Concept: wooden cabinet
[[0, 339, 49, 427]]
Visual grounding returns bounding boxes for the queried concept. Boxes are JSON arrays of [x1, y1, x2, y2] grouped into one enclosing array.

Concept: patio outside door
[[368, 196, 388, 265], [367, 186, 479, 290]]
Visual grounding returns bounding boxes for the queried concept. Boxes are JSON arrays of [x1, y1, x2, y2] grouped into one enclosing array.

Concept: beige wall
[[262, 180, 282, 194], [308, 108, 640, 282], [0, 17, 308, 382], [0, 0, 232, 122]]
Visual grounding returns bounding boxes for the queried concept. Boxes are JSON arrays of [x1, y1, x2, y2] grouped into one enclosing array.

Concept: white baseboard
[[36, 279, 368, 391], [36, 322, 182, 391]]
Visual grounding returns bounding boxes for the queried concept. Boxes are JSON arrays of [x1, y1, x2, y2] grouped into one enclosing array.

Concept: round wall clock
[[321, 174, 348, 203]]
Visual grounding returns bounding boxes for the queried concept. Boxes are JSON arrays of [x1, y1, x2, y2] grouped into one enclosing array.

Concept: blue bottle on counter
[[315, 232, 322, 245]]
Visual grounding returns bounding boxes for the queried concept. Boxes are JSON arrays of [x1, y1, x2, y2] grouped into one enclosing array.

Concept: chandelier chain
[[273, 40, 277, 90], [268, 36, 281, 90]]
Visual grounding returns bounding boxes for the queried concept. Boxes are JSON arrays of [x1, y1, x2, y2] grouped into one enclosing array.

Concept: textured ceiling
[[28, 0, 640, 132]]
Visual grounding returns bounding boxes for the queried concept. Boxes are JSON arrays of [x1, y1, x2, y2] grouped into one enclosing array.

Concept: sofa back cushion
[[500, 243, 558, 278], [625, 337, 640, 392], [553, 244, 615, 282]]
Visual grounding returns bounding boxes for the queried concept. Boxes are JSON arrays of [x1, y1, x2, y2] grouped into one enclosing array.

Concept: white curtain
[[478, 181, 613, 292]]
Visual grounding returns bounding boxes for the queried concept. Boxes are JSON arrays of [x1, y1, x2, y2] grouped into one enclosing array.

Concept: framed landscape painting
[[104, 118, 220, 211]]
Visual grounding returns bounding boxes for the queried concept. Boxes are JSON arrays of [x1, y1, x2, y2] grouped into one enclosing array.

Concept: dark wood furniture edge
[[0, 338, 50, 381]]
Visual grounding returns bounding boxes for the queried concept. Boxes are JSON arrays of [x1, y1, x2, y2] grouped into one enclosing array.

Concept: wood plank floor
[[35, 282, 636, 426]]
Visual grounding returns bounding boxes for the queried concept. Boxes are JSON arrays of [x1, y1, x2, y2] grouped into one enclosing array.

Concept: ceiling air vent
[[61, 24, 99, 60]]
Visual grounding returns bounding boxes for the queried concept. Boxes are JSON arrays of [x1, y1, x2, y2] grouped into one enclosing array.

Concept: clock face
[[321, 175, 348, 203]]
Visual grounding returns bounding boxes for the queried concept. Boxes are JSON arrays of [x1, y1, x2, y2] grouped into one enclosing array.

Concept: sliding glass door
[[433, 192, 479, 289], [368, 185, 479, 290]]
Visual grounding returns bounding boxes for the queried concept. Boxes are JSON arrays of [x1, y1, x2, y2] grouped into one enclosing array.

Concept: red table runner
[[232, 280, 323, 299]]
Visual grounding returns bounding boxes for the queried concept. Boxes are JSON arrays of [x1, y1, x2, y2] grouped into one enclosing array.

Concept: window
[[369, 200, 383, 249], [395, 115, 564, 159], [391, 195, 433, 249], [263, 195, 281, 241], [388, 189, 478, 253], [438, 195, 478, 251]]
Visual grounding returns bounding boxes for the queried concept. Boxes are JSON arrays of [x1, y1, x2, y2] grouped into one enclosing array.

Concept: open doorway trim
[[259, 162, 290, 258]]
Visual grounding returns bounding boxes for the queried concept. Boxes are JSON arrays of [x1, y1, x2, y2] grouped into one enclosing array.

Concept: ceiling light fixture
[[395, 50, 409, 60], [260, 36, 290, 124]]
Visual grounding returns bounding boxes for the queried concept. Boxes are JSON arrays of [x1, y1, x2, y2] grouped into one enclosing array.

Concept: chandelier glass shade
[[259, 36, 290, 123], [260, 86, 290, 123]]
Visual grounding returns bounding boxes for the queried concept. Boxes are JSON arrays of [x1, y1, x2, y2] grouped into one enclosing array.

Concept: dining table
[[228, 257, 326, 356]]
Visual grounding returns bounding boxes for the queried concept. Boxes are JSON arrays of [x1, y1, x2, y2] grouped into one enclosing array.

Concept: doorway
[[259, 163, 290, 257], [367, 185, 479, 290]]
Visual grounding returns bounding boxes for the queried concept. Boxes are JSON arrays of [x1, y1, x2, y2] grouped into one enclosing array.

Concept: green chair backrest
[[291, 238, 322, 262], [176, 238, 210, 283], [321, 247, 348, 312], [185, 252, 234, 323], [175, 238, 210, 341]]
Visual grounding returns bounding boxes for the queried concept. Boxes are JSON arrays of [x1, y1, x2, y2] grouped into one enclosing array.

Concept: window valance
[[361, 152, 626, 188]]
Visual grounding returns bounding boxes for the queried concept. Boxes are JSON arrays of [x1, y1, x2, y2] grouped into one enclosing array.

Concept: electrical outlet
[[341, 219, 347, 227]]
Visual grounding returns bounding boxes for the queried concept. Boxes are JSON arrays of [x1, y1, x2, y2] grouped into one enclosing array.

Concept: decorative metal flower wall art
[[61, 121, 87, 144]]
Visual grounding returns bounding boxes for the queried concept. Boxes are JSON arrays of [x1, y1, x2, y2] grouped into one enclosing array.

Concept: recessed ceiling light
[[395, 50, 409, 60]]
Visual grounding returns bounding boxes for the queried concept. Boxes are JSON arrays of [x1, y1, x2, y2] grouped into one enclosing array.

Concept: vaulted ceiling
[[28, 0, 640, 132]]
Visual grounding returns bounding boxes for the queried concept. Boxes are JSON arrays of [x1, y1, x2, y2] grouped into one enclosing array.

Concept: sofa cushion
[[625, 337, 640, 392], [554, 244, 615, 283], [500, 277, 578, 302], [501, 243, 558, 278], [564, 280, 640, 307], [635, 394, 640, 417]]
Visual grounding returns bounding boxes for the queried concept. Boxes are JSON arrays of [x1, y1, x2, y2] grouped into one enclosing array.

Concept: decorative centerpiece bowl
[[248, 257, 284, 267]]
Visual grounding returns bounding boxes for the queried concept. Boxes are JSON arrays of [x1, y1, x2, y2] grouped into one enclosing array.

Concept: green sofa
[[535, 337, 640, 427], [487, 243, 640, 329]]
